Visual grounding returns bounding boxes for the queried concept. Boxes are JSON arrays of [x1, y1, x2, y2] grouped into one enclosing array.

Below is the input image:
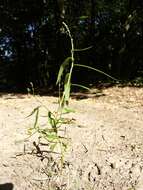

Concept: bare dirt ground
[[0, 86, 143, 190]]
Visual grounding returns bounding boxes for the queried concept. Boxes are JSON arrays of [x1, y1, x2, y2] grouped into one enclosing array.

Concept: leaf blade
[[74, 64, 119, 81], [56, 57, 72, 85]]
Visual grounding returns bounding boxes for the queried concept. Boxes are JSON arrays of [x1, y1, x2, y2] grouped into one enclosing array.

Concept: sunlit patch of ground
[[0, 87, 143, 190]]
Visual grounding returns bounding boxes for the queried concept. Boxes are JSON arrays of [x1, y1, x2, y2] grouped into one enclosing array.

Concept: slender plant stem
[[58, 22, 75, 109]]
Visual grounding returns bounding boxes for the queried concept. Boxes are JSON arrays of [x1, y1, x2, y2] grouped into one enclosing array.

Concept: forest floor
[[0, 86, 143, 190]]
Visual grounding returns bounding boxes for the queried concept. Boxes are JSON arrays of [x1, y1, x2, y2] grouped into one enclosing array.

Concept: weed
[[27, 21, 118, 169]]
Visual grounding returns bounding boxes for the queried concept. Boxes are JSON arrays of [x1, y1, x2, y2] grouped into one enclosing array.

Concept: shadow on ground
[[0, 183, 14, 190], [0, 81, 143, 100]]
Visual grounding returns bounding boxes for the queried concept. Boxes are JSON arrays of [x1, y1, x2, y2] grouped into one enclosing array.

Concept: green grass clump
[[27, 21, 118, 167]]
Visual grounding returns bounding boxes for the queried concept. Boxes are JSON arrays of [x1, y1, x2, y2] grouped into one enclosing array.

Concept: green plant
[[27, 105, 73, 164], [28, 21, 118, 166], [56, 21, 118, 108]]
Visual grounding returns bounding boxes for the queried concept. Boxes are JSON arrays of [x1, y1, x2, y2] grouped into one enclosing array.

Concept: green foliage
[[28, 105, 70, 161], [63, 72, 71, 104], [56, 57, 72, 85], [72, 83, 90, 91], [56, 21, 119, 110]]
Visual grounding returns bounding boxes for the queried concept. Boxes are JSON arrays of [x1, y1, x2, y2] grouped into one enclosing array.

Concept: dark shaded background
[[0, 0, 143, 92]]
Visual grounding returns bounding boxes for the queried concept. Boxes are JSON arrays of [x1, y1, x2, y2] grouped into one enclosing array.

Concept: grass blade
[[72, 83, 90, 91], [64, 73, 71, 104], [34, 107, 39, 129], [74, 64, 118, 81], [26, 106, 41, 118], [74, 46, 93, 52], [56, 57, 72, 85]]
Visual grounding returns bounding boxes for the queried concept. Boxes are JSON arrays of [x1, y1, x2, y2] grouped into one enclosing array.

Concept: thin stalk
[[58, 22, 74, 109]]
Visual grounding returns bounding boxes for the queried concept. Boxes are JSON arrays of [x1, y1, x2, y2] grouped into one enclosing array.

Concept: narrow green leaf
[[44, 133, 59, 142], [64, 73, 71, 103], [48, 111, 58, 132], [50, 143, 57, 151], [48, 111, 54, 125], [75, 64, 118, 81], [27, 127, 34, 135], [56, 57, 72, 85], [34, 108, 39, 129], [74, 46, 93, 52], [26, 106, 41, 118], [79, 15, 89, 19], [72, 83, 90, 91], [62, 107, 75, 114]]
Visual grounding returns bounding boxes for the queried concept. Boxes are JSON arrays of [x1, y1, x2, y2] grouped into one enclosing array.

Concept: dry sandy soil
[[0, 86, 143, 190]]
